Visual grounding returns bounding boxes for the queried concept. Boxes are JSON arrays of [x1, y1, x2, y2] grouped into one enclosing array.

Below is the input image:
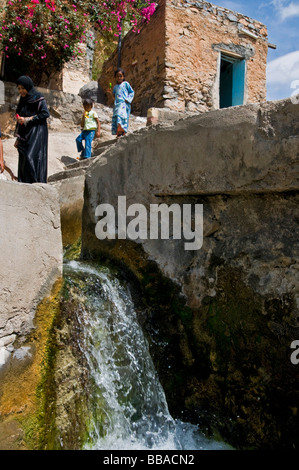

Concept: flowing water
[[63, 260, 231, 451]]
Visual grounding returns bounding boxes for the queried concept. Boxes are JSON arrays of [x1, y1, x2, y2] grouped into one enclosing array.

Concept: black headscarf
[[16, 75, 43, 104]]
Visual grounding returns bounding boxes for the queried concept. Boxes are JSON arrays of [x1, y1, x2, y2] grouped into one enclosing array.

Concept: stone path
[[1, 109, 147, 182], [2, 131, 78, 180]]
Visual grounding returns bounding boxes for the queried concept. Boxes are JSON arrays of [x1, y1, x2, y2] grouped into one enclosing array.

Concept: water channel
[[63, 260, 231, 450]]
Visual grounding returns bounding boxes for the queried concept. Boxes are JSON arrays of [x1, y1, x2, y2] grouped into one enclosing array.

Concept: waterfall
[[63, 260, 231, 451]]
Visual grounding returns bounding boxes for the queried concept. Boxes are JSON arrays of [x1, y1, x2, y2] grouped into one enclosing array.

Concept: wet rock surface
[[0, 92, 298, 449], [81, 98, 299, 449]]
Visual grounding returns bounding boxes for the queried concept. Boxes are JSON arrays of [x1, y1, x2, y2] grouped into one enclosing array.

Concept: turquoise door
[[232, 59, 245, 106], [220, 54, 245, 108]]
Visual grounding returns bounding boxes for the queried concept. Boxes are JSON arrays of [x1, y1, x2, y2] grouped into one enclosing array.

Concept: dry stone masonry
[[99, 0, 269, 116]]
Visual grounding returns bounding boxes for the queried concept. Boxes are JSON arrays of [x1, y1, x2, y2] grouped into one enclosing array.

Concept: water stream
[[63, 260, 231, 450]]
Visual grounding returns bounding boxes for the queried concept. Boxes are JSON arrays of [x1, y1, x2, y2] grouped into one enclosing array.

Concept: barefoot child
[[108, 68, 134, 138], [76, 99, 101, 159]]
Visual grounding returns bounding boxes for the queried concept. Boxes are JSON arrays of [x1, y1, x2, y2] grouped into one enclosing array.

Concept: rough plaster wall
[[98, 0, 167, 116], [62, 41, 93, 95], [0, 181, 63, 367], [82, 98, 298, 304]]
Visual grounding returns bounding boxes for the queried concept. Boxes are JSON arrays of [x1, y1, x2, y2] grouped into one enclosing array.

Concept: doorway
[[219, 53, 245, 108]]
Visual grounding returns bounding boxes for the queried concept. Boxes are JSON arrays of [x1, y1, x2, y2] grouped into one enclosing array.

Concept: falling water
[[63, 260, 231, 451]]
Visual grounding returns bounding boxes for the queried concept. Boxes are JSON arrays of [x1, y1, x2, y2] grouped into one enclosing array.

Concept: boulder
[[78, 81, 100, 103]]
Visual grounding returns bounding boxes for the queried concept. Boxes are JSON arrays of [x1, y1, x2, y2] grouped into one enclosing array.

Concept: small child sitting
[[76, 99, 101, 160]]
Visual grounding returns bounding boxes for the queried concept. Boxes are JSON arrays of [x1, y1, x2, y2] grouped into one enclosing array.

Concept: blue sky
[[218, 0, 299, 101]]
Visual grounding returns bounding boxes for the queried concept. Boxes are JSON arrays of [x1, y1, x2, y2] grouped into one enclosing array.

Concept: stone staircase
[[48, 138, 117, 183]]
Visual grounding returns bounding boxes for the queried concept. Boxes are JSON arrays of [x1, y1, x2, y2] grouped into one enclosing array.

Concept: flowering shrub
[[0, 0, 88, 83], [0, 0, 156, 84], [85, 0, 157, 35]]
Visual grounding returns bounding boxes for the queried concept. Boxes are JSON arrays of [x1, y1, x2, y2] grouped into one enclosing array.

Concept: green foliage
[[0, 0, 88, 83], [0, 0, 157, 84]]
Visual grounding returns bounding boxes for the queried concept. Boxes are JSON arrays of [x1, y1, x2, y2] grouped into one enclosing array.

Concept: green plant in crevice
[[63, 237, 82, 262]]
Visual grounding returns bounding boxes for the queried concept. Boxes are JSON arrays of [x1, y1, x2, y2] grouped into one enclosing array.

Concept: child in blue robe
[[110, 68, 134, 138]]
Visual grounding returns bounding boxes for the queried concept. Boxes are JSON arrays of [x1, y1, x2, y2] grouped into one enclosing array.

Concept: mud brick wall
[[98, 0, 166, 116], [98, 0, 268, 116]]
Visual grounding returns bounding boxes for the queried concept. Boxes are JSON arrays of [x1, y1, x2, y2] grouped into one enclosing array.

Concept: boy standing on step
[[76, 99, 101, 160]]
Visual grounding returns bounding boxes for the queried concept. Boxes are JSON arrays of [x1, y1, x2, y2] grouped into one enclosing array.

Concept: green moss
[[15, 235, 91, 449], [35, 329, 59, 449], [16, 279, 63, 450], [63, 237, 82, 261]]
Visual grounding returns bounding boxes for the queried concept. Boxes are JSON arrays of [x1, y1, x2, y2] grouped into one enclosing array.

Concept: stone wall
[[0, 81, 83, 136], [62, 41, 94, 95], [35, 41, 93, 93], [0, 81, 146, 138], [0, 181, 62, 367], [165, 0, 268, 112], [82, 97, 299, 307], [0, 180, 63, 449], [98, 0, 268, 115], [49, 174, 86, 247], [98, 0, 166, 116], [80, 97, 299, 448]]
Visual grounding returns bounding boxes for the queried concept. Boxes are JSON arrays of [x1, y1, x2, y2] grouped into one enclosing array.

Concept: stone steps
[[48, 138, 117, 182]]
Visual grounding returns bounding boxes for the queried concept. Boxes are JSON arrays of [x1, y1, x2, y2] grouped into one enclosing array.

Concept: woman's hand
[[16, 114, 34, 125], [17, 116, 25, 125], [0, 160, 4, 173]]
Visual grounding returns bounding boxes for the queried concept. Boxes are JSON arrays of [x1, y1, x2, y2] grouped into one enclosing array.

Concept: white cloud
[[272, 0, 299, 20], [267, 50, 299, 83], [266, 50, 299, 99], [280, 1, 299, 19]]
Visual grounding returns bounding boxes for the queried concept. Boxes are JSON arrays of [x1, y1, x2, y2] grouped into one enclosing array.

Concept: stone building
[[98, 0, 270, 116]]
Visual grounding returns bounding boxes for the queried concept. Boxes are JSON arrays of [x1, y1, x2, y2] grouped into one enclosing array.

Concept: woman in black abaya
[[15, 76, 50, 183]]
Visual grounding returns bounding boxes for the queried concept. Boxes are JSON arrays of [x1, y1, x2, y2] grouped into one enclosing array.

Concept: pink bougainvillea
[[0, 0, 157, 83]]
